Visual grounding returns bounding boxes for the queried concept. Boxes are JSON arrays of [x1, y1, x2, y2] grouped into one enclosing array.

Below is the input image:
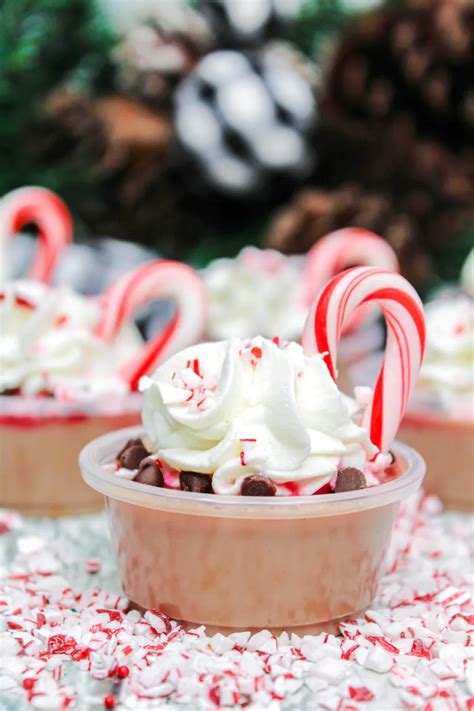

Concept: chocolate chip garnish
[[133, 458, 164, 487], [119, 445, 149, 470], [180, 471, 213, 494], [241, 474, 276, 497], [116, 438, 146, 462], [334, 467, 366, 493]]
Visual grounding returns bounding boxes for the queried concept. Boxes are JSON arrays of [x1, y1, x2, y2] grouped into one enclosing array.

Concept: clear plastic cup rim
[[80, 425, 426, 519]]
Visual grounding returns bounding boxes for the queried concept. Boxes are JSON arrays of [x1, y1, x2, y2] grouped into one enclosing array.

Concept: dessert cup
[[80, 425, 425, 634], [398, 409, 473, 511], [0, 395, 141, 516], [351, 354, 474, 511]]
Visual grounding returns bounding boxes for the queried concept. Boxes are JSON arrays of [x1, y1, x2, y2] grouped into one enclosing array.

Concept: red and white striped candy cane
[[0, 186, 73, 283], [96, 260, 207, 391], [302, 229, 399, 332], [302, 267, 425, 453]]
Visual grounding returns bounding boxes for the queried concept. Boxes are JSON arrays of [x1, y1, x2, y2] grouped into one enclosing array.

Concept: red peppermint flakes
[[409, 639, 432, 659], [366, 636, 399, 654], [96, 609, 122, 622], [47, 634, 76, 655], [70, 647, 90, 662], [0, 491, 472, 711], [314, 481, 333, 495], [349, 686, 374, 702], [85, 559, 101, 574], [209, 686, 221, 707]]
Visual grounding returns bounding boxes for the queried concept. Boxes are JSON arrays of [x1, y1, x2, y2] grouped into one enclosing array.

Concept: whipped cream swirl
[[203, 247, 306, 341], [416, 294, 474, 419], [0, 280, 142, 401], [141, 337, 378, 495]]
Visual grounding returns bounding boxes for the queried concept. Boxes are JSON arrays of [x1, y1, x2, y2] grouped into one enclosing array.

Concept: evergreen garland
[[0, 0, 114, 195]]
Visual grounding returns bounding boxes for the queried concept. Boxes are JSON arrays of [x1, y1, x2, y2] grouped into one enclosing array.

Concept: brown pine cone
[[325, 0, 474, 152], [266, 184, 432, 288], [46, 92, 172, 172], [283, 105, 474, 288], [37, 91, 201, 252]]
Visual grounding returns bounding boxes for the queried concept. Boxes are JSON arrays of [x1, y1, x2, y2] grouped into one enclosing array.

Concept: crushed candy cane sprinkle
[[0, 495, 473, 710]]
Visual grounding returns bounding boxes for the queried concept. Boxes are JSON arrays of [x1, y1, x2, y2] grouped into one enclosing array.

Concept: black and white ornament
[[174, 49, 317, 196], [198, 0, 303, 47]]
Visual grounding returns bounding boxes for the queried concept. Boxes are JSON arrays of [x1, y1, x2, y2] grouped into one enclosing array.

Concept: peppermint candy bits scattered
[[0, 493, 472, 710]]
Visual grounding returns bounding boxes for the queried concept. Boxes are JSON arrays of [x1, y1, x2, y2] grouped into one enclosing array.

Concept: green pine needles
[[0, 0, 114, 195]]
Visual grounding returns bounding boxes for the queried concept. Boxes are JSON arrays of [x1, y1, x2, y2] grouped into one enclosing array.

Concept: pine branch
[[0, 0, 115, 195]]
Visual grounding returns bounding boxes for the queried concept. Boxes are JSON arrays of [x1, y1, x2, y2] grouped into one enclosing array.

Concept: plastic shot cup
[[80, 426, 425, 634], [398, 408, 473, 511], [1, 395, 141, 516]]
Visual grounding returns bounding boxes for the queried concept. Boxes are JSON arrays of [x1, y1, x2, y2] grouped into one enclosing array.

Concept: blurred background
[[2, 0, 473, 295]]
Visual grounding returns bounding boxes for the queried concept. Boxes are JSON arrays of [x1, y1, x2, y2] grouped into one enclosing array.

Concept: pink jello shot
[[0, 187, 207, 515], [399, 410, 472, 511], [398, 288, 473, 511], [81, 267, 426, 631], [81, 426, 424, 633], [1, 395, 140, 516]]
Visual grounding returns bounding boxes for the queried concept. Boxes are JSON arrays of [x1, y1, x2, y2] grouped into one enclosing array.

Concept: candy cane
[[302, 267, 425, 453], [0, 187, 73, 284], [302, 229, 399, 332], [96, 260, 207, 390]]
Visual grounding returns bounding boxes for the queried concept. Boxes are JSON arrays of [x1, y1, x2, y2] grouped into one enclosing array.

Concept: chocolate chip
[[180, 471, 213, 494], [334, 467, 366, 493], [116, 438, 146, 461], [241, 474, 276, 497], [133, 458, 164, 487], [119, 445, 149, 470]]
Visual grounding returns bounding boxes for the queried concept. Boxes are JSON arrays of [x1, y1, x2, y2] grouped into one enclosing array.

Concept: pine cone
[[266, 184, 432, 287], [325, 0, 474, 152], [37, 91, 200, 252], [45, 91, 171, 190], [114, 5, 211, 109]]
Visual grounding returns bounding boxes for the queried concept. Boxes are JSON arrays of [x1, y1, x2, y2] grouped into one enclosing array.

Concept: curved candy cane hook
[[95, 260, 208, 391], [303, 267, 425, 454], [0, 186, 73, 284], [302, 229, 399, 333]]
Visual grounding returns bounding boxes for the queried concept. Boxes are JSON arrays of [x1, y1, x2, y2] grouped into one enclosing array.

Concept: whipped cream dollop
[[203, 247, 306, 341], [140, 337, 379, 495], [416, 294, 473, 419], [0, 280, 142, 400]]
